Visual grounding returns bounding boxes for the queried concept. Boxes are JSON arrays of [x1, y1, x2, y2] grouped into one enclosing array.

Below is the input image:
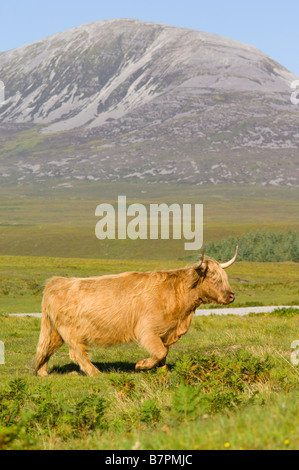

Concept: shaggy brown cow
[[35, 247, 238, 376]]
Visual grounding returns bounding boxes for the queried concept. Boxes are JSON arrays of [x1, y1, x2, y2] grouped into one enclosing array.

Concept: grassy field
[[0, 308, 299, 450], [0, 182, 298, 259], [0, 180, 298, 450], [0, 256, 298, 450]]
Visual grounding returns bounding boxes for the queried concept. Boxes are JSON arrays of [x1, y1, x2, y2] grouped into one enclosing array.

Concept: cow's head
[[193, 247, 238, 305]]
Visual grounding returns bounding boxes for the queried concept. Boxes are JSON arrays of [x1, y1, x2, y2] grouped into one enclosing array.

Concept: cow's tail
[[35, 296, 63, 376]]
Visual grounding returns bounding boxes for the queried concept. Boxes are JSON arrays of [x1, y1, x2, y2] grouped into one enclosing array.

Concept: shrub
[[140, 399, 161, 424], [0, 379, 108, 442], [174, 350, 274, 392], [69, 394, 107, 432], [189, 230, 299, 262], [171, 384, 242, 420], [271, 307, 299, 318], [109, 372, 135, 397]]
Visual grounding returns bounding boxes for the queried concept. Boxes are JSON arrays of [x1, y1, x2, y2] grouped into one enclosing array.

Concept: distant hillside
[[0, 19, 298, 188]]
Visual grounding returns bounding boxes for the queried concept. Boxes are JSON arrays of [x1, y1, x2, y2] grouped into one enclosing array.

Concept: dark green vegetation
[[190, 230, 299, 262], [0, 310, 298, 449]]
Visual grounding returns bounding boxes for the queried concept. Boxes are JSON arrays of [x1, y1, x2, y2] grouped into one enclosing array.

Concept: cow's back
[[42, 271, 172, 346]]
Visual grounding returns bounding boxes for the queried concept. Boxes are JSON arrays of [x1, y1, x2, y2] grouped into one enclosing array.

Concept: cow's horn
[[194, 248, 205, 269], [220, 246, 238, 269]]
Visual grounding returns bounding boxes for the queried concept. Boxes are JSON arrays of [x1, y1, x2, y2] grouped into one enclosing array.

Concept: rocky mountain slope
[[0, 18, 298, 187]]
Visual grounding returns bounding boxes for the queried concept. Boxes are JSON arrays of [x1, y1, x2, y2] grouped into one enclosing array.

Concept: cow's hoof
[[36, 369, 48, 377], [135, 359, 150, 371]]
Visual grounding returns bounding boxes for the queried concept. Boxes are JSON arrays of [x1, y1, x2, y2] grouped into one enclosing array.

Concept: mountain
[[0, 18, 298, 187]]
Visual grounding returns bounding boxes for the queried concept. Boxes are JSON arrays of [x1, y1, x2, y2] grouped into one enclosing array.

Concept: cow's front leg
[[163, 312, 195, 347], [157, 355, 168, 367], [135, 334, 168, 371]]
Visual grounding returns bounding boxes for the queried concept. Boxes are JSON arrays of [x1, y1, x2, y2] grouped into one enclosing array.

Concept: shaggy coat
[[35, 253, 236, 376]]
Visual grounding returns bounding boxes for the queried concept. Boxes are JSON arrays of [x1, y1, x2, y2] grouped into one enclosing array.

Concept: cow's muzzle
[[227, 292, 235, 304]]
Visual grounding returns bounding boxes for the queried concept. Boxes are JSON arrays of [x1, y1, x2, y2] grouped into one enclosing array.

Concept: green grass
[[0, 310, 299, 450]]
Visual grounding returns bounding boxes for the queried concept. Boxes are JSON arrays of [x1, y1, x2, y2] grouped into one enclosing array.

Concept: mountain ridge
[[0, 19, 298, 187]]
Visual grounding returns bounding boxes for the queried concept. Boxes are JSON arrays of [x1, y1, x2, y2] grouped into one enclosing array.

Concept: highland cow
[[35, 247, 238, 376]]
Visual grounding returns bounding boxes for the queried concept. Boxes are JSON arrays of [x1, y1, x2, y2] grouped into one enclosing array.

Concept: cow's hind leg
[[68, 343, 101, 376], [36, 329, 64, 377], [135, 334, 168, 371]]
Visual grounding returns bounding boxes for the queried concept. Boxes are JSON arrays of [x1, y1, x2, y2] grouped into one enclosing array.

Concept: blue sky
[[0, 0, 298, 76]]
